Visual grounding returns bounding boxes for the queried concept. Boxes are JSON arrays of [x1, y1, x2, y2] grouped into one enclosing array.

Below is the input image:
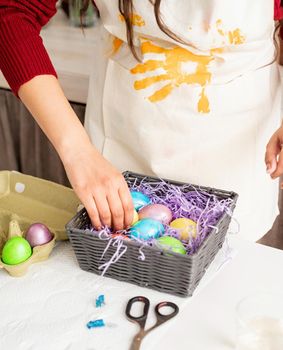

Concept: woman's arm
[[0, 1, 134, 229], [19, 76, 134, 230]]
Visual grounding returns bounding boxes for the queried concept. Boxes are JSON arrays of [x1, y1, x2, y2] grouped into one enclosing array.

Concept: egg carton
[[0, 171, 80, 277], [0, 218, 55, 277]]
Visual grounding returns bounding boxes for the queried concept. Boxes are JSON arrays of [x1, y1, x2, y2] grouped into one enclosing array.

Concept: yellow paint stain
[[228, 29, 245, 45], [149, 83, 174, 102], [134, 74, 169, 90], [112, 37, 123, 55], [131, 59, 164, 75], [138, 40, 165, 54], [198, 88, 210, 114], [130, 39, 214, 112], [210, 47, 224, 54], [119, 13, 145, 27], [129, 19, 245, 113], [216, 19, 225, 36], [216, 19, 245, 45]]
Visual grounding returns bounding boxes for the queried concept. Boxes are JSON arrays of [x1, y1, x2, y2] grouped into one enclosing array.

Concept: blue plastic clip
[[86, 319, 105, 329], [95, 294, 105, 308], [99, 295, 105, 305]]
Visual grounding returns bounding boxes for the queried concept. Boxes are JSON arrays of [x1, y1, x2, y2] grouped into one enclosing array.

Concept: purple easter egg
[[138, 204, 172, 225], [25, 223, 53, 247]]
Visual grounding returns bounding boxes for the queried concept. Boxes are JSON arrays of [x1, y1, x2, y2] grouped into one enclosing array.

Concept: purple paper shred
[[85, 180, 234, 257], [129, 180, 234, 254]]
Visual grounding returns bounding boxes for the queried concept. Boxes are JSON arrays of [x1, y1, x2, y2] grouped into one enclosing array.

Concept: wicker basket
[[66, 171, 238, 297]]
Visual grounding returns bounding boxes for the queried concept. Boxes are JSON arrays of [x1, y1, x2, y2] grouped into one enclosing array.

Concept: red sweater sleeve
[[275, 0, 283, 20], [0, 0, 57, 94]]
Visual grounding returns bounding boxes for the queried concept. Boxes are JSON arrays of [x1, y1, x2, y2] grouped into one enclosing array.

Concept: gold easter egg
[[170, 218, 197, 240], [132, 209, 139, 226]]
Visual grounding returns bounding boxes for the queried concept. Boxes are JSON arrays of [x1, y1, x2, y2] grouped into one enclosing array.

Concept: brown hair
[[81, 0, 185, 60], [118, 0, 187, 59]]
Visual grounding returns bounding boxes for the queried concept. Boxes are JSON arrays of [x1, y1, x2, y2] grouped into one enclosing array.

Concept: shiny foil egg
[[25, 223, 53, 247], [130, 218, 165, 240], [138, 204, 172, 225], [170, 218, 197, 240], [1, 236, 32, 265], [157, 236, 186, 255], [130, 191, 151, 211]]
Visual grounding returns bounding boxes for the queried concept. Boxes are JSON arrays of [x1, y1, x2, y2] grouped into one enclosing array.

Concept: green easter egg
[[1, 236, 32, 265], [157, 236, 186, 255]]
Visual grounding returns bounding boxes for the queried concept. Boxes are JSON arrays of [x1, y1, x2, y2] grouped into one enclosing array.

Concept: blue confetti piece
[[95, 294, 105, 308], [87, 319, 105, 329], [98, 295, 105, 304]]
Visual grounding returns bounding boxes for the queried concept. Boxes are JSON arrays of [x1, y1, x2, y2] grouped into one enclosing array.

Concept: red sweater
[[0, 0, 57, 93], [0, 0, 282, 95]]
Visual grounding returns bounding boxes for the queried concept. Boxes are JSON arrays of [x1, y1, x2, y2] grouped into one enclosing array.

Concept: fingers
[[271, 149, 283, 179], [64, 146, 134, 230], [107, 190, 125, 231], [87, 176, 133, 231], [93, 191, 112, 228], [265, 136, 280, 175], [82, 195, 102, 230], [119, 183, 134, 228]]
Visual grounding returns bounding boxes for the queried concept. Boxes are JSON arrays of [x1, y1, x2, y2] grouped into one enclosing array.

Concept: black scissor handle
[[126, 296, 150, 328], [155, 301, 179, 323]]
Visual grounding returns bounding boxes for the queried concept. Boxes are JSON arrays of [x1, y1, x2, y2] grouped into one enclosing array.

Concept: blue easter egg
[[130, 191, 151, 211], [130, 218, 165, 240]]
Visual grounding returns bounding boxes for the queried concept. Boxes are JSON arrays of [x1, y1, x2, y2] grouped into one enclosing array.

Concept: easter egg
[[130, 218, 164, 240], [1, 236, 32, 265], [132, 209, 139, 225], [138, 204, 172, 225], [157, 236, 186, 255], [170, 218, 197, 240], [25, 223, 53, 247], [130, 191, 151, 211]]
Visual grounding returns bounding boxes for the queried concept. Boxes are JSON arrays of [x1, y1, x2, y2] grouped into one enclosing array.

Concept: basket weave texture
[[66, 171, 238, 297]]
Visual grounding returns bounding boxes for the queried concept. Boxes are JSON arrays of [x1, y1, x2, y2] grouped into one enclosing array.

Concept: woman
[[0, 0, 282, 241]]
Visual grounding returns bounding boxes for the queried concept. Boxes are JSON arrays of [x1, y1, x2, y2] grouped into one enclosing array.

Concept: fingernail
[[266, 164, 271, 174]]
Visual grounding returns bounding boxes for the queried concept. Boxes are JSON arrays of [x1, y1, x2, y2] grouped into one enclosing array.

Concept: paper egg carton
[[0, 217, 56, 277], [0, 171, 80, 277]]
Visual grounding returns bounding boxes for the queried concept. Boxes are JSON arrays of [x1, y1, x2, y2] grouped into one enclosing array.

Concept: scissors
[[126, 296, 179, 350]]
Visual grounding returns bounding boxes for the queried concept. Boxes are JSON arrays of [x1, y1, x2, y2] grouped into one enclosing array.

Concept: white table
[[157, 237, 282, 350], [0, 236, 281, 350]]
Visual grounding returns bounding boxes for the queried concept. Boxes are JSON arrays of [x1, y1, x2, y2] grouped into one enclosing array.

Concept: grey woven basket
[[66, 171, 238, 297]]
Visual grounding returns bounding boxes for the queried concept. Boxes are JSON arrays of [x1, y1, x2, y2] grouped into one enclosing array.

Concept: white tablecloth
[[0, 236, 281, 350]]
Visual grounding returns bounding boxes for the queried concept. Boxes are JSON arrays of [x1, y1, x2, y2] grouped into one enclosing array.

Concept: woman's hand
[[63, 144, 134, 231], [265, 125, 283, 187]]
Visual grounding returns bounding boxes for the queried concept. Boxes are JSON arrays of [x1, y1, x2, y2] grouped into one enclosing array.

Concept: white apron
[[85, 0, 281, 241]]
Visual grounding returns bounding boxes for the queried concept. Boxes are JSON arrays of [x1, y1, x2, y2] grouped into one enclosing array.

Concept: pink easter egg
[[138, 204, 172, 225], [25, 223, 53, 247]]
